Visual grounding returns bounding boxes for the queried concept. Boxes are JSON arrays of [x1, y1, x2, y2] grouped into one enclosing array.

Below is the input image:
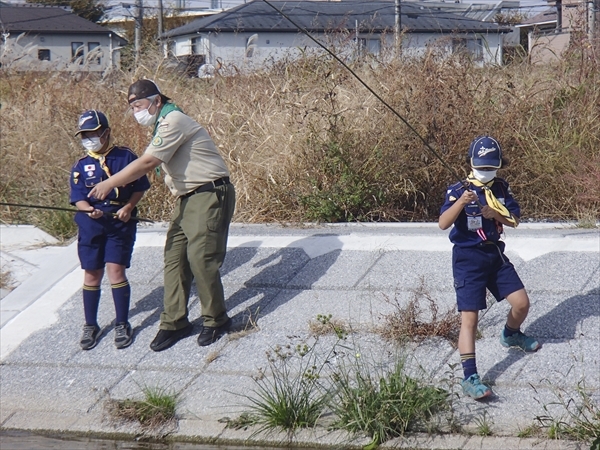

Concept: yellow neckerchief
[[466, 172, 518, 227], [87, 146, 119, 198]]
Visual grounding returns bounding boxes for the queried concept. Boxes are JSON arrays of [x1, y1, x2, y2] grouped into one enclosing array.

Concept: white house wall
[[0, 32, 122, 71], [171, 29, 504, 71]]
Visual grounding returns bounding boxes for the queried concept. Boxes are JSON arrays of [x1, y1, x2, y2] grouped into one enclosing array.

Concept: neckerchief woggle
[[466, 172, 518, 228], [87, 146, 119, 198]]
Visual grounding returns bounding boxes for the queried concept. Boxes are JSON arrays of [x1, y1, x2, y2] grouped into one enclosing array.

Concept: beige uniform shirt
[[145, 111, 230, 197]]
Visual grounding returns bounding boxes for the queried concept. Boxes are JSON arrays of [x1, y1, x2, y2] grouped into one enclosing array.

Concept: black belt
[[95, 200, 128, 207], [181, 177, 230, 199]]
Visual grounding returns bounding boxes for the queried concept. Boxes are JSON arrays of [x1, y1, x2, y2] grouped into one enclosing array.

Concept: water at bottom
[[0, 430, 297, 450]]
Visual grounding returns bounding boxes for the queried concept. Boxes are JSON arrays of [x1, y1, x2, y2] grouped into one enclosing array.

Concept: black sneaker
[[150, 324, 193, 352], [197, 318, 232, 347], [80, 324, 101, 350], [114, 322, 133, 349]]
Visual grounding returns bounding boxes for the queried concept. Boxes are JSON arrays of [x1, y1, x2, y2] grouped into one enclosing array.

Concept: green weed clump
[[107, 385, 179, 431], [231, 315, 451, 447], [235, 343, 332, 436], [330, 360, 449, 448], [534, 379, 600, 445]]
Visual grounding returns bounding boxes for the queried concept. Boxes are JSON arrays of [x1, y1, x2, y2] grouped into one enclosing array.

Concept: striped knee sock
[[111, 280, 130, 324], [461, 353, 477, 380], [82, 285, 101, 326]]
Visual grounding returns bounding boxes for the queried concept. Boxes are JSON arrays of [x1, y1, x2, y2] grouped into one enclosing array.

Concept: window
[[357, 38, 381, 56], [87, 42, 101, 64], [38, 49, 51, 61], [71, 42, 84, 64], [452, 38, 483, 61]]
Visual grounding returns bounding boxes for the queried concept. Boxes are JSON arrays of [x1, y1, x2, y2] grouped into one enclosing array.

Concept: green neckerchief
[[466, 172, 518, 227], [151, 102, 183, 176], [152, 102, 184, 137]]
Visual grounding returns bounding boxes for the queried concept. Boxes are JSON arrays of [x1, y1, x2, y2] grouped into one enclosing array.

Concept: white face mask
[[472, 168, 497, 183], [134, 98, 158, 126], [82, 136, 103, 152]]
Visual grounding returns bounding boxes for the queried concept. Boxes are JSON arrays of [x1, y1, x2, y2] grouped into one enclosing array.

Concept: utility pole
[[395, 0, 401, 56], [158, 0, 164, 51], [135, 0, 143, 66]]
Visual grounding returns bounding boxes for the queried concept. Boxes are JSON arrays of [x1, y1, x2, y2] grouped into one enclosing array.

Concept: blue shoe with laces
[[461, 374, 492, 400], [500, 330, 540, 352]]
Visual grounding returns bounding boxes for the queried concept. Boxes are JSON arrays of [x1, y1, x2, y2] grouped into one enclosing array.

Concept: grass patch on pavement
[[230, 317, 451, 447], [329, 359, 450, 448], [533, 379, 600, 446], [379, 279, 461, 345], [107, 385, 179, 431]]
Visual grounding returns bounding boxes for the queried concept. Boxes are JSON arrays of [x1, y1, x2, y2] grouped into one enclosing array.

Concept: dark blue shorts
[[452, 241, 524, 311], [75, 210, 137, 270]]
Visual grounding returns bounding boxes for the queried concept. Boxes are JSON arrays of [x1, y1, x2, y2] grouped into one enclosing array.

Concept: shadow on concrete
[[484, 287, 600, 383], [224, 234, 342, 327]]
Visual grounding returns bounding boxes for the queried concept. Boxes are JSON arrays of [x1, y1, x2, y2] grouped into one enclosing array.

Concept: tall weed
[[1, 37, 599, 237]]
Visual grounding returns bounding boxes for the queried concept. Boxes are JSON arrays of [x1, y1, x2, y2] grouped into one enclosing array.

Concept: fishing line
[[260, 0, 467, 186], [0, 202, 154, 223]]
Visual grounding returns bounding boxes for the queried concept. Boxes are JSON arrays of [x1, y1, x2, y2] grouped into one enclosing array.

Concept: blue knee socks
[[461, 353, 477, 380], [111, 280, 130, 324], [82, 285, 101, 326]]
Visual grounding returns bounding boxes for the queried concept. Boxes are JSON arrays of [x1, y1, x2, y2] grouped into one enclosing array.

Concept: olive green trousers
[[160, 183, 235, 329]]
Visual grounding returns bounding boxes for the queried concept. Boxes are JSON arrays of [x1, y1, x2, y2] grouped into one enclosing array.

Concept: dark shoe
[[197, 318, 232, 347], [80, 324, 101, 350], [114, 322, 133, 349], [150, 324, 192, 352]]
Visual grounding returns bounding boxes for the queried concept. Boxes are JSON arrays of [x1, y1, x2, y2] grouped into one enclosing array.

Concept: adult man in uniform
[[89, 80, 236, 351]]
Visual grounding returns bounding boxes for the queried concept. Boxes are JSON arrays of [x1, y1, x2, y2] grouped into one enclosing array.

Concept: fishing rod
[[0, 202, 154, 223], [259, 0, 467, 186]]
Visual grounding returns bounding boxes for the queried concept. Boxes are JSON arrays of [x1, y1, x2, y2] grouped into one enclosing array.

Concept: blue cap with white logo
[[468, 136, 502, 169], [75, 110, 109, 136]]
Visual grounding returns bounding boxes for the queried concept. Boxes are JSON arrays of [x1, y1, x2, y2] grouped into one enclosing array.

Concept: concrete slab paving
[[1, 223, 599, 449]]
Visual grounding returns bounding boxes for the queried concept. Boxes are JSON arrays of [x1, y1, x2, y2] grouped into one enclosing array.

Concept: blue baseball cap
[[75, 110, 109, 136], [468, 136, 502, 169]]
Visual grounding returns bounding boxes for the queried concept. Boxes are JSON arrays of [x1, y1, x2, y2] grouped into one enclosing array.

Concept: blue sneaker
[[461, 374, 492, 400], [500, 330, 540, 352]]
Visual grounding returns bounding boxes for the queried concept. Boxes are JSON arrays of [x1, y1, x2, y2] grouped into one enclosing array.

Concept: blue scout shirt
[[70, 146, 150, 207], [440, 177, 520, 248]]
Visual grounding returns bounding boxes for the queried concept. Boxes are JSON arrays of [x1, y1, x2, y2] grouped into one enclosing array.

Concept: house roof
[[514, 8, 557, 27], [0, 4, 126, 43], [162, 0, 511, 38], [408, 0, 520, 23]]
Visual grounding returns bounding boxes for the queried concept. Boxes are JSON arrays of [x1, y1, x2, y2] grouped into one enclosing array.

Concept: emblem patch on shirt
[[152, 136, 163, 146], [449, 195, 457, 201], [73, 171, 80, 184], [84, 164, 95, 171]]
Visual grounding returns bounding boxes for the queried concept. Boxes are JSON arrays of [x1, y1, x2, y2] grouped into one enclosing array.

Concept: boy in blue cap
[[70, 110, 150, 350], [439, 135, 540, 399]]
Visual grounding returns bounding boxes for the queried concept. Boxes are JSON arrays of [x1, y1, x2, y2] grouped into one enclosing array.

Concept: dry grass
[[0, 270, 14, 291], [308, 313, 350, 337], [105, 385, 178, 433], [1, 37, 599, 236], [379, 279, 461, 345]]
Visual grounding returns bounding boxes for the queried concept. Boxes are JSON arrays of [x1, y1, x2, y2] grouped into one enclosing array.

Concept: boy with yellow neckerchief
[[439, 135, 540, 400], [70, 110, 150, 350]]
